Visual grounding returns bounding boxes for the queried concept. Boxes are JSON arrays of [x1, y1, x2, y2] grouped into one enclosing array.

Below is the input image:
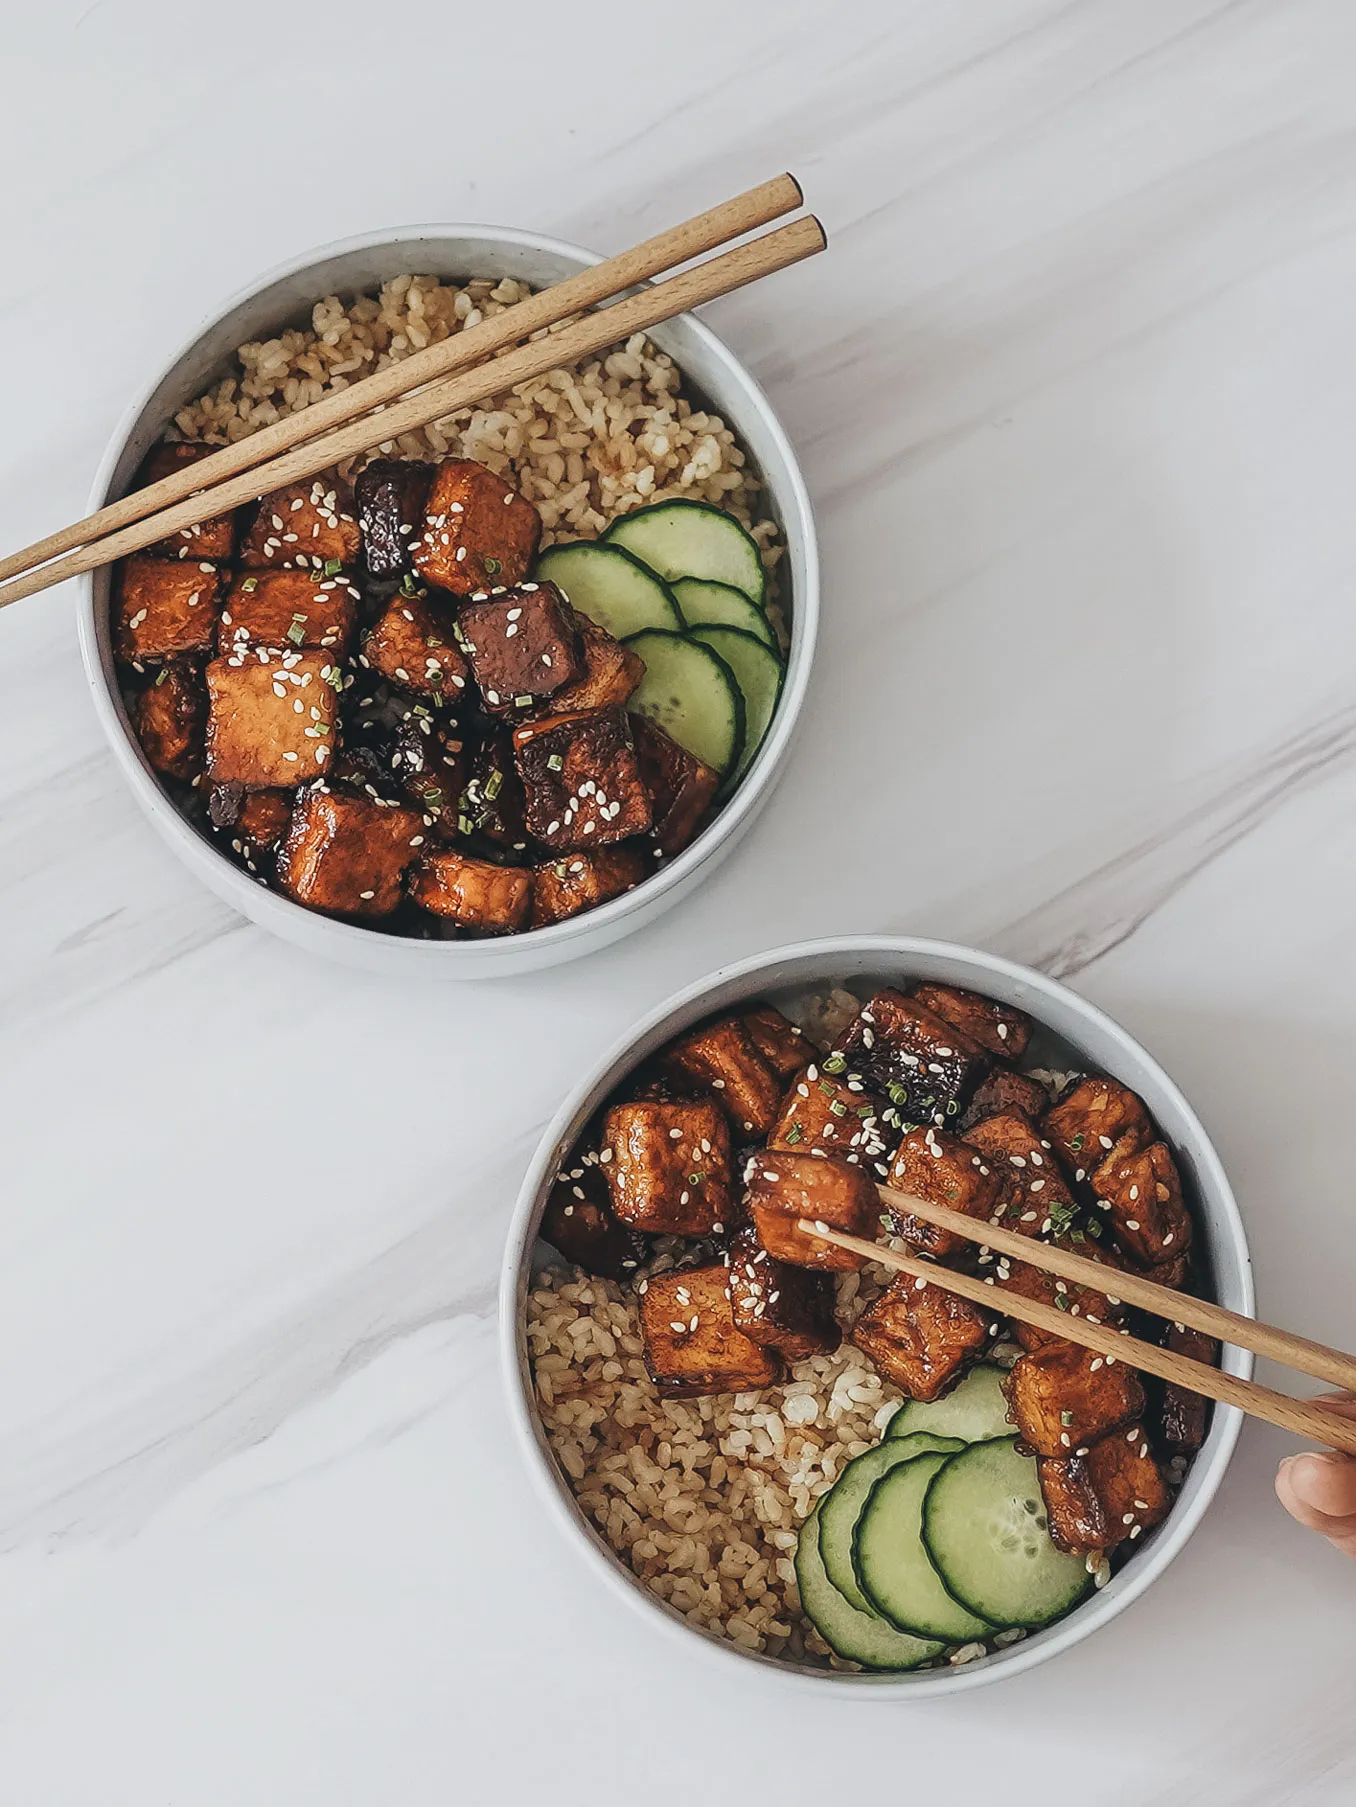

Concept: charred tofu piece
[[602, 1097, 733, 1236], [530, 846, 646, 927], [959, 1066, 1052, 1132], [743, 1005, 811, 1082], [541, 1160, 647, 1280], [962, 1112, 1080, 1240], [136, 442, 237, 561], [361, 589, 468, 700], [277, 788, 422, 915], [398, 722, 468, 835], [744, 1152, 879, 1270], [1090, 1137, 1192, 1268], [408, 849, 531, 933], [204, 650, 338, 787], [1036, 1456, 1111, 1554], [991, 1252, 1125, 1353], [639, 1265, 783, 1397], [665, 1016, 783, 1140], [629, 713, 721, 859], [116, 555, 223, 663], [240, 475, 361, 571], [458, 582, 583, 714], [534, 613, 644, 715], [770, 1064, 895, 1172], [827, 988, 989, 1128], [885, 1125, 1004, 1258], [1044, 1076, 1154, 1183], [853, 1276, 993, 1401], [909, 984, 1032, 1060], [1142, 1253, 1191, 1292], [727, 1223, 839, 1361], [355, 458, 435, 581], [458, 726, 533, 854], [1084, 1424, 1170, 1543], [219, 568, 358, 658], [236, 787, 292, 854], [411, 458, 541, 597], [513, 707, 652, 850], [1004, 1344, 1145, 1457], [1157, 1324, 1218, 1453], [132, 661, 206, 780]]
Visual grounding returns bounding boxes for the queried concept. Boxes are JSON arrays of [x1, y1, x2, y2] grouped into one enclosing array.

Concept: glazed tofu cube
[[1084, 1424, 1170, 1543], [362, 589, 469, 700], [1044, 1076, 1154, 1183], [236, 787, 292, 853], [665, 1016, 783, 1139], [885, 1125, 1004, 1257], [959, 1066, 1052, 1132], [277, 789, 422, 916], [638, 1265, 783, 1397], [602, 1097, 733, 1236], [530, 846, 646, 927], [136, 442, 237, 561], [411, 458, 541, 597], [744, 1151, 879, 1270], [1090, 1137, 1192, 1267], [962, 1112, 1079, 1239], [513, 707, 652, 849], [992, 1252, 1125, 1353], [1004, 1344, 1145, 1457], [458, 582, 583, 714], [132, 661, 205, 780], [1156, 1324, 1217, 1453], [116, 554, 223, 662], [219, 568, 358, 657], [536, 613, 645, 715], [743, 1005, 811, 1082], [630, 713, 721, 859], [204, 650, 339, 787], [909, 983, 1033, 1061], [408, 849, 532, 933], [1141, 1252, 1190, 1292], [458, 727, 533, 854], [827, 989, 989, 1128], [240, 474, 361, 571], [770, 1064, 895, 1172], [397, 722, 468, 835], [727, 1223, 840, 1361], [355, 458, 435, 581], [853, 1275, 993, 1401], [1036, 1456, 1111, 1554], [541, 1160, 647, 1280]]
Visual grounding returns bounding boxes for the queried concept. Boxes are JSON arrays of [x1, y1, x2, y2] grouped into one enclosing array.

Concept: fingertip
[[1287, 1451, 1356, 1516]]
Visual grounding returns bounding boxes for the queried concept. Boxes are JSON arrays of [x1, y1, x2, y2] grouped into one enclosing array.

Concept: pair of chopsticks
[[0, 175, 823, 611], [799, 1184, 1356, 1457]]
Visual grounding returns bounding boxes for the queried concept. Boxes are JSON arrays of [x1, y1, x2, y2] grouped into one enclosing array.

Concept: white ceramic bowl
[[77, 225, 818, 977], [502, 935, 1255, 1696]]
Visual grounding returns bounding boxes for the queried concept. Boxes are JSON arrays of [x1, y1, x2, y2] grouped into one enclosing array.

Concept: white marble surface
[[3, 0, 1356, 1799]]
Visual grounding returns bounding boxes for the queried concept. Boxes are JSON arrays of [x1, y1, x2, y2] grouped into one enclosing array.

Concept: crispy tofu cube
[[137, 441, 237, 561], [530, 846, 646, 927], [602, 1097, 733, 1236], [909, 983, 1032, 1060], [1004, 1344, 1145, 1457], [458, 726, 533, 854], [1084, 1424, 1170, 1543], [853, 1275, 993, 1401], [361, 589, 469, 700], [219, 568, 357, 657], [638, 1265, 783, 1397], [277, 788, 422, 915], [132, 661, 206, 780], [1090, 1137, 1192, 1267], [537, 613, 645, 715], [727, 1223, 840, 1361], [771, 1064, 895, 1172], [962, 1112, 1080, 1239], [513, 707, 652, 849], [1044, 1076, 1154, 1183], [1035, 1456, 1111, 1554], [396, 722, 468, 834], [743, 1005, 811, 1081], [629, 713, 720, 859], [665, 1016, 783, 1139], [458, 582, 583, 714], [959, 1066, 1052, 1132], [991, 1252, 1124, 1353], [1156, 1324, 1217, 1452], [411, 458, 541, 597], [827, 988, 990, 1128], [204, 650, 339, 787], [355, 458, 435, 581], [1141, 1252, 1190, 1291], [116, 554, 223, 662], [885, 1125, 1004, 1257], [236, 787, 292, 853], [541, 1160, 647, 1280], [240, 474, 361, 570], [744, 1151, 879, 1270], [408, 849, 532, 932]]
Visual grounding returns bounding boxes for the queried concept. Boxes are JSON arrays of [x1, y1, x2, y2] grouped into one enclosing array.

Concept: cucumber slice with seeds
[[854, 1452, 995, 1642], [686, 625, 783, 783], [604, 499, 767, 605], [671, 578, 775, 648], [533, 542, 681, 639], [818, 1433, 963, 1613], [887, 1365, 1011, 1446], [795, 1503, 944, 1672], [625, 628, 744, 776]]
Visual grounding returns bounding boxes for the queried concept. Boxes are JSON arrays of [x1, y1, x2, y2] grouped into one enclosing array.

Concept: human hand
[[1275, 1395, 1356, 1558]]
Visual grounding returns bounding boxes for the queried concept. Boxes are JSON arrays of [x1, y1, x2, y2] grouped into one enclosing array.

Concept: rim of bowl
[[76, 222, 820, 966], [500, 934, 1255, 1697]]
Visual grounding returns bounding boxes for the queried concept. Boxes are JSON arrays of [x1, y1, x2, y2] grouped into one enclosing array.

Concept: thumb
[[1276, 1452, 1356, 1557]]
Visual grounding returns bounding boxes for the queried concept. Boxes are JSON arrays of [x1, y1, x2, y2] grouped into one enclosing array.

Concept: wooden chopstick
[[796, 1219, 1356, 1458], [0, 174, 805, 595]]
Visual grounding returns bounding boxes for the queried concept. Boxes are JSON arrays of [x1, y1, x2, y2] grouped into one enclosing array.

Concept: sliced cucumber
[[795, 1504, 944, 1672], [923, 1437, 1091, 1629], [819, 1434, 963, 1613], [687, 625, 783, 783], [888, 1364, 1011, 1446], [625, 629, 744, 776], [534, 542, 681, 639], [672, 577, 775, 648], [854, 1453, 994, 1642], [603, 499, 767, 606]]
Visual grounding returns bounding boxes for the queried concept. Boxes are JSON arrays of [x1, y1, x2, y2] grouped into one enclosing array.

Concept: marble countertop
[[4, 0, 1356, 1799]]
